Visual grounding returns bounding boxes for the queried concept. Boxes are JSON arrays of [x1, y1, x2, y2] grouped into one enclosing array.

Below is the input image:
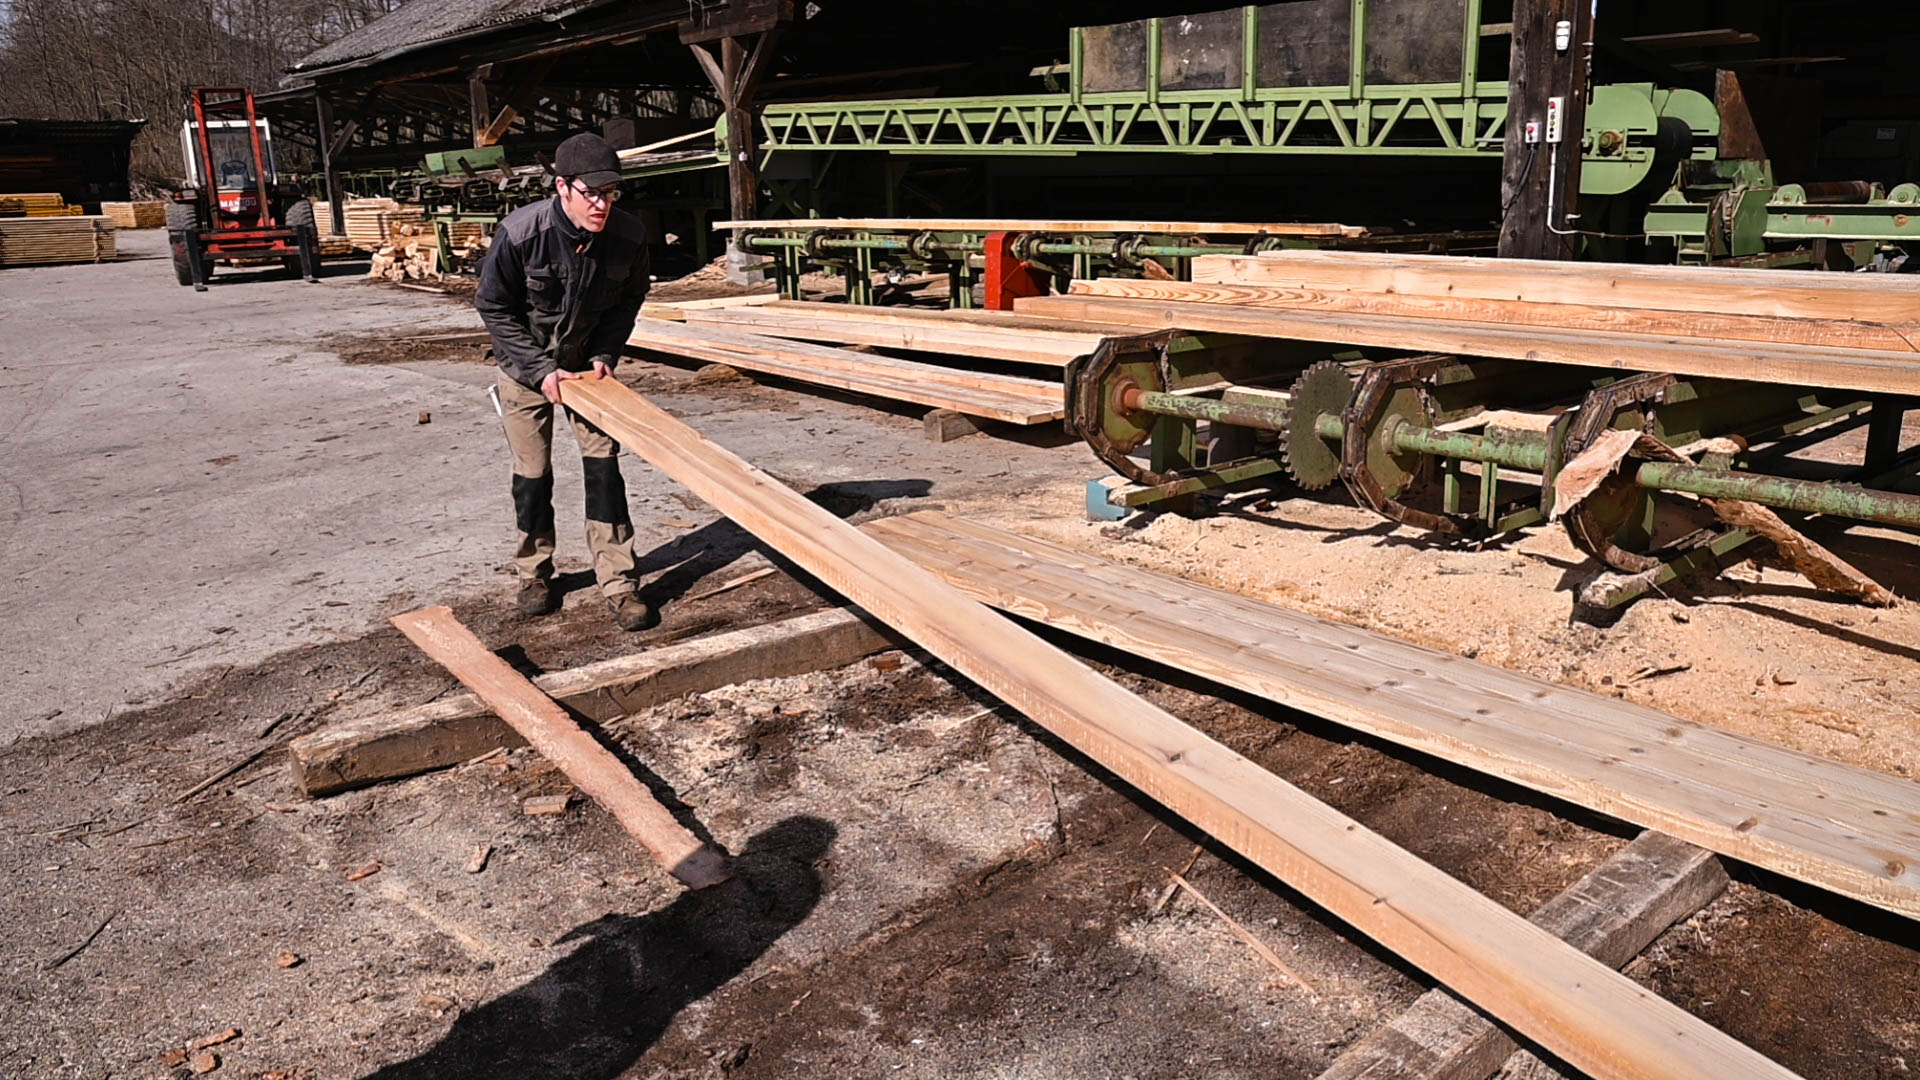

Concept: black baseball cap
[[554, 132, 622, 188]]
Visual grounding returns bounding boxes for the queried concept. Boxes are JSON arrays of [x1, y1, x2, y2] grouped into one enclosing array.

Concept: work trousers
[[496, 371, 639, 598]]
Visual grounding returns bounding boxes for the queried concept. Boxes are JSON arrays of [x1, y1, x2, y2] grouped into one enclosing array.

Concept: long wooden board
[[1197, 249, 1920, 327], [1015, 293, 1920, 397], [683, 306, 1105, 366], [1319, 830, 1728, 1080], [391, 606, 731, 888], [760, 299, 1163, 337], [1070, 277, 1920, 353], [627, 320, 1063, 424], [719, 217, 1367, 237], [292, 607, 893, 796], [862, 511, 1920, 921], [560, 373, 1802, 1080]]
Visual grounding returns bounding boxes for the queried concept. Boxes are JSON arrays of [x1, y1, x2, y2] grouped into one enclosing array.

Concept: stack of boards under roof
[[100, 201, 167, 229], [0, 216, 116, 267], [0, 192, 74, 217]]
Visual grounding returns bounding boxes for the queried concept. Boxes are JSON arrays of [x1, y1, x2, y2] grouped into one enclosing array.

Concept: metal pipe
[[1631, 462, 1920, 529], [1125, 388, 1294, 433]]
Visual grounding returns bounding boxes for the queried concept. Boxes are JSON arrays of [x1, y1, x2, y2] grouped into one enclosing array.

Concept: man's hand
[[591, 359, 613, 379], [539, 368, 580, 404]]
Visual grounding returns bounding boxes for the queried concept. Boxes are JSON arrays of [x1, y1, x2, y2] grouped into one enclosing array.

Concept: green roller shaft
[[1125, 389, 1920, 530]]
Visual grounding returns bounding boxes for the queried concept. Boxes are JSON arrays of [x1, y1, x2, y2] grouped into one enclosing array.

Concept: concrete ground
[[0, 229, 1077, 744]]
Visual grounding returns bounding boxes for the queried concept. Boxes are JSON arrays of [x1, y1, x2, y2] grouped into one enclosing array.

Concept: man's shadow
[[362, 816, 835, 1079]]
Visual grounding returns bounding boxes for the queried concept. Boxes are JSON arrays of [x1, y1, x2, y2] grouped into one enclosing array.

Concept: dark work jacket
[[475, 196, 651, 392]]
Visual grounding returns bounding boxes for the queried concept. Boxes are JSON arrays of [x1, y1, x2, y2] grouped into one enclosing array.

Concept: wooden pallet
[[627, 320, 1064, 424], [0, 216, 116, 266], [865, 511, 1920, 921]]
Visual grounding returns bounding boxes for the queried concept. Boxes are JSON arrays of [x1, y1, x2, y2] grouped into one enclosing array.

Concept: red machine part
[[982, 231, 1047, 310]]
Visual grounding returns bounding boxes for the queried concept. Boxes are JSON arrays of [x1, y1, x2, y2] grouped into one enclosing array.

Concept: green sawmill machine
[[722, 1, 1916, 300]]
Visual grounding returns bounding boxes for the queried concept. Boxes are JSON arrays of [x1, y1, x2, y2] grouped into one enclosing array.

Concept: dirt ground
[[2, 233, 1917, 1080]]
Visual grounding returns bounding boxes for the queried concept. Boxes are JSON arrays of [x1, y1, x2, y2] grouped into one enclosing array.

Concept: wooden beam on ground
[[627, 320, 1065, 424], [1014, 293, 1920, 398], [862, 511, 1920, 921], [1318, 831, 1728, 1080], [923, 408, 984, 443], [716, 217, 1368, 237], [1072, 276, 1920, 354], [1193, 249, 1920, 326], [560, 372, 1803, 1080], [682, 305, 1105, 366], [391, 607, 732, 888], [291, 607, 890, 796]]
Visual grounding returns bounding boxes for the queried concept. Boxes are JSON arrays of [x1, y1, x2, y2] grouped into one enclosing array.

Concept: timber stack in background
[[0, 215, 115, 266]]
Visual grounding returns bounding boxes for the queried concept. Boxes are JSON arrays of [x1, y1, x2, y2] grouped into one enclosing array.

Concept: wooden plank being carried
[[1318, 830, 1728, 1080], [627, 320, 1064, 424], [1015, 293, 1920, 397], [1196, 249, 1920, 327], [291, 607, 892, 796], [683, 303, 1109, 366], [862, 511, 1920, 921], [718, 217, 1367, 237], [391, 606, 732, 888], [560, 373, 1802, 1080], [641, 292, 783, 322], [1070, 277, 1920, 353]]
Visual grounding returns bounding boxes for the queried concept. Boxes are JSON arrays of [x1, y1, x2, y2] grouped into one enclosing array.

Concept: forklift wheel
[[168, 232, 213, 288]]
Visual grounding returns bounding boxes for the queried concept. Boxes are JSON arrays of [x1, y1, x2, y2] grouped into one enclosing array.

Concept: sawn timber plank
[[390, 606, 731, 888], [1196, 249, 1920, 327], [560, 373, 1802, 1080], [1070, 277, 1919, 353], [717, 217, 1367, 237], [1014, 294, 1920, 397], [861, 511, 1920, 921], [683, 306, 1106, 366], [626, 321, 1064, 424]]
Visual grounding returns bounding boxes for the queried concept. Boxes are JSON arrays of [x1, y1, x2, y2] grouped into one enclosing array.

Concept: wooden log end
[[669, 845, 734, 889]]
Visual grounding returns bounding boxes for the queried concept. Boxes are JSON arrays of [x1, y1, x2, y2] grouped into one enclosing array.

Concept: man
[[476, 132, 653, 630]]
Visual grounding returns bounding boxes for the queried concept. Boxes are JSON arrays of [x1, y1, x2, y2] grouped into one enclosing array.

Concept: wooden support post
[[1499, 0, 1594, 259], [559, 373, 1803, 1080], [468, 67, 491, 148], [923, 408, 984, 443], [290, 607, 891, 796], [1318, 831, 1728, 1080], [391, 606, 732, 889], [690, 28, 782, 225], [313, 93, 345, 237]]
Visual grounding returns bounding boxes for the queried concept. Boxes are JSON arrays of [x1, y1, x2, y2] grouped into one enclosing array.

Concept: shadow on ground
[[360, 815, 835, 1080]]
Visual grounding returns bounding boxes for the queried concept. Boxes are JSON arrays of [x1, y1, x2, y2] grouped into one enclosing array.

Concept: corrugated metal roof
[[290, 0, 618, 73]]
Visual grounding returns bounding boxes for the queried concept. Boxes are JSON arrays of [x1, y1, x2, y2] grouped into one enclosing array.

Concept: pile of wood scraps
[[100, 201, 166, 229], [0, 216, 116, 267]]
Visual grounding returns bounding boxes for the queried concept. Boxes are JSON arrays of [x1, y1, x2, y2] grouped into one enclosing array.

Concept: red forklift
[[167, 87, 319, 291]]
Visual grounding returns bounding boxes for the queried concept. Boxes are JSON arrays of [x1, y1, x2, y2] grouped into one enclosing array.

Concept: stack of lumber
[[557, 373, 1810, 1080], [99, 201, 166, 229], [309, 201, 353, 257], [0, 192, 71, 217], [679, 299, 1134, 367], [627, 318, 1065, 424], [0, 216, 115, 267], [1018, 249, 1920, 396], [343, 198, 424, 251]]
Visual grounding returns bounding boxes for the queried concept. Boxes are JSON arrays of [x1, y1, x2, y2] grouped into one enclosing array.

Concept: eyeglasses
[[566, 179, 622, 204]]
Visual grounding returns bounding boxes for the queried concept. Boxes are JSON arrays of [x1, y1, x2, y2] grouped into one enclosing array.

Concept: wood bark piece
[[1014, 293, 1920, 398], [291, 607, 891, 796], [1196, 249, 1920, 326], [391, 606, 731, 889], [1070, 276, 1920, 353], [861, 511, 1920, 921], [627, 320, 1064, 424], [716, 217, 1367, 237], [560, 372, 1802, 1080], [1318, 831, 1728, 1080]]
